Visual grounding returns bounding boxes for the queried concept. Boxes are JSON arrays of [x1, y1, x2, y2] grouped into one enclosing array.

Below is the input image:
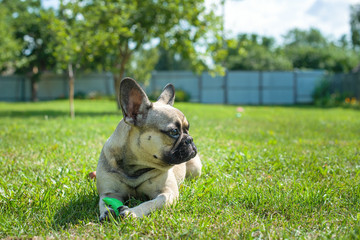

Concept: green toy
[[102, 197, 124, 217]]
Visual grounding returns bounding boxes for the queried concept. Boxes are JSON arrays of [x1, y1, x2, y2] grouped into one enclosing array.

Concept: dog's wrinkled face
[[142, 103, 197, 165], [120, 78, 197, 166]]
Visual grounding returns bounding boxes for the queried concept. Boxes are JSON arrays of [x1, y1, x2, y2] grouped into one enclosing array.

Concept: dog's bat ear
[[157, 84, 175, 106], [120, 77, 152, 126]]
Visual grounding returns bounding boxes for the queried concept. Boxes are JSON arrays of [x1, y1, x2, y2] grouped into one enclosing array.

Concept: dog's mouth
[[163, 142, 197, 165]]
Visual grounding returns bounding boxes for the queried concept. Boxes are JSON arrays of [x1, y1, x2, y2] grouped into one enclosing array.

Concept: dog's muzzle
[[163, 135, 197, 165]]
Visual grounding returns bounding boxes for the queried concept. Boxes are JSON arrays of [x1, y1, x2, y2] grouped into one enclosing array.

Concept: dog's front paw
[[100, 206, 132, 222], [119, 207, 138, 218], [99, 208, 117, 222]]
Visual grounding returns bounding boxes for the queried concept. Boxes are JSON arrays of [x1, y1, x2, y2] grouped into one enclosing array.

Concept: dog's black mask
[[162, 134, 197, 165]]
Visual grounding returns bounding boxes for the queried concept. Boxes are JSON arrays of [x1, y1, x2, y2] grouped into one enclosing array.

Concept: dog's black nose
[[185, 136, 193, 145]]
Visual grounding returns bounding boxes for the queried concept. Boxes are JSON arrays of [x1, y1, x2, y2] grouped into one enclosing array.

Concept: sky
[[42, 0, 360, 43], [221, 0, 359, 42]]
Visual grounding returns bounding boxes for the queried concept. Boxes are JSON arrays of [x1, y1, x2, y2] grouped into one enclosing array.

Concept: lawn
[[1, 99, 360, 239]]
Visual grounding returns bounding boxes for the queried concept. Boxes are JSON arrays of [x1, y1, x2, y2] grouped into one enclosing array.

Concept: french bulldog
[[96, 77, 202, 221]]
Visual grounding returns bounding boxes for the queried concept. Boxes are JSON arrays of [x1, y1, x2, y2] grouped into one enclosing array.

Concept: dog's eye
[[169, 129, 180, 138]]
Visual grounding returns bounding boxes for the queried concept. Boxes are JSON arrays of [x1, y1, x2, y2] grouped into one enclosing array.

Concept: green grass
[[1, 100, 360, 239]]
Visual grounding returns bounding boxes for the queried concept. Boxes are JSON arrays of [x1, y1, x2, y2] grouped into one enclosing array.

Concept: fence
[[0, 72, 114, 102], [2, 70, 358, 104], [328, 72, 360, 99], [147, 70, 326, 104]]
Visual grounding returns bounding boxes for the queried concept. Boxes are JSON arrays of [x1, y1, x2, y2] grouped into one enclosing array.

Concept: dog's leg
[[121, 172, 179, 218], [120, 192, 175, 218], [99, 192, 128, 222], [185, 155, 202, 178]]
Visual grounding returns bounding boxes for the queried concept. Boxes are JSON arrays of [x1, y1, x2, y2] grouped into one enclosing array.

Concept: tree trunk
[[31, 79, 38, 102], [114, 74, 123, 109], [68, 63, 75, 119], [114, 55, 129, 109], [31, 66, 39, 102]]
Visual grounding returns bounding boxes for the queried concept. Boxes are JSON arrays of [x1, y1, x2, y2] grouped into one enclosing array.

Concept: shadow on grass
[[2, 104, 357, 119], [0, 110, 121, 118], [52, 191, 144, 230], [53, 192, 100, 229]]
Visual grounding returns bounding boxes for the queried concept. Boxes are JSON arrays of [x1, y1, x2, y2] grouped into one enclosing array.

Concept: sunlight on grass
[[1, 100, 360, 238]]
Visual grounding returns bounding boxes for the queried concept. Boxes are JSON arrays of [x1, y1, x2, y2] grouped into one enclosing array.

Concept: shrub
[[174, 89, 191, 102], [312, 77, 359, 109], [74, 91, 86, 99], [149, 89, 191, 102], [148, 90, 162, 102]]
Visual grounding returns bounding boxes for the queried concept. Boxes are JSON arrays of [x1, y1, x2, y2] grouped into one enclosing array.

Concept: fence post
[[357, 72, 360, 99], [21, 77, 26, 101], [152, 72, 157, 94], [224, 70, 228, 104], [198, 73, 203, 103], [293, 70, 298, 104], [259, 71, 263, 105], [63, 73, 67, 97], [105, 72, 111, 95]]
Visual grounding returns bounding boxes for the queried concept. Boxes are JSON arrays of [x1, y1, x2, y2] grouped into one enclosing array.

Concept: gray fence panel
[[24, 78, 31, 101], [228, 71, 260, 88], [263, 89, 294, 104], [227, 71, 260, 104], [201, 73, 224, 103], [202, 89, 224, 103], [75, 73, 114, 96], [202, 73, 224, 87], [262, 72, 294, 104], [0, 75, 23, 101], [228, 89, 260, 104], [149, 71, 199, 101], [296, 71, 324, 103], [263, 72, 294, 87], [37, 74, 66, 99]]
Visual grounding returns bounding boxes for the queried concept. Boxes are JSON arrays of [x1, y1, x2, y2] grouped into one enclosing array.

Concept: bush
[[149, 89, 191, 102], [312, 77, 359, 109], [343, 97, 360, 109], [87, 91, 103, 100], [312, 78, 330, 103], [148, 90, 162, 102], [74, 91, 86, 99], [174, 89, 191, 102], [74, 91, 104, 100]]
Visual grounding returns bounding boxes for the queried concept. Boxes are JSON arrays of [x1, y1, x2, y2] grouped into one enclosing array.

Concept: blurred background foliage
[[1, 1, 360, 76], [0, 0, 360, 106]]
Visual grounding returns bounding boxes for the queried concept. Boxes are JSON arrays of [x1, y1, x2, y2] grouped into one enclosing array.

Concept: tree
[[283, 28, 360, 72], [127, 47, 160, 84], [42, 1, 91, 118], [155, 47, 192, 71], [74, 0, 223, 108], [0, 7, 22, 73], [283, 28, 328, 48], [1, 0, 55, 101], [350, 4, 360, 50], [224, 34, 293, 71]]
